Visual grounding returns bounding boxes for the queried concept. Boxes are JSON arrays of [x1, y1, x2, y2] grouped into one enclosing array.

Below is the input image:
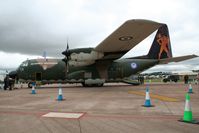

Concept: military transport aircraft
[[9, 19, 197, 87]]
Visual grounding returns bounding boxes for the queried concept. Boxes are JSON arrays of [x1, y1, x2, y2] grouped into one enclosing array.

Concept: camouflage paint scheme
[[66, 59, 158, 81], [16, 59, 65, 83], [15, 57, 158, 87], [10, 19, 197, 87]]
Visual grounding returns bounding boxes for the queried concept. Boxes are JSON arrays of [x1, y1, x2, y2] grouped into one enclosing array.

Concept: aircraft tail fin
[[147, 24, 173, 59]]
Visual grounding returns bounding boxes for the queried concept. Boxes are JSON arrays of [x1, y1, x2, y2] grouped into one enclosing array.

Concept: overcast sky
[[0, 0, 199, 72]]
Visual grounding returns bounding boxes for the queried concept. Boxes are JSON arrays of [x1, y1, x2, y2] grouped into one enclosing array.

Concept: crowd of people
[[184, 74, 199, 84]]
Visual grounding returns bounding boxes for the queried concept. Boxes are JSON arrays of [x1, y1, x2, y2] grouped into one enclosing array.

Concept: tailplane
[[147, 24, 172, 59]]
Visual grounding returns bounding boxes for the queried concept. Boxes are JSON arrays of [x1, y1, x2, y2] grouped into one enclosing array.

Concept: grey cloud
[[0, 0, 199, 71], [0, 0, 111, 57]]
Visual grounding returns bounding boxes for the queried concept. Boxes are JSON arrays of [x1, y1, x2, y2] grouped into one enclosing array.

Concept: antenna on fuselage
[[43, 51, 47, 61]]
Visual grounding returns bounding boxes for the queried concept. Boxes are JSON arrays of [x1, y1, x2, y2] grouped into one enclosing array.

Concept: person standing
[[184, 75, 189, 84], [3, 75, 9, 90], [196, 73, 199, 84], [140, 75, 144, 84]]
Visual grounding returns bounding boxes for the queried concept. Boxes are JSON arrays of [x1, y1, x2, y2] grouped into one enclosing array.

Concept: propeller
[[66, 41, 70, 60], [62, 40, 71, 59], [62, 39, 71, 75]]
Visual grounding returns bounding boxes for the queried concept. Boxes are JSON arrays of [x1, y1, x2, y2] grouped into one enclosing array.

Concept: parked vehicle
[[163, 75, 179, 83]]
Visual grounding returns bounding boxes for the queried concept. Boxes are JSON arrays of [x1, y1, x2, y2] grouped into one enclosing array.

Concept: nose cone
[[8, 70, 17, 79], [62, 50, 66, 55]]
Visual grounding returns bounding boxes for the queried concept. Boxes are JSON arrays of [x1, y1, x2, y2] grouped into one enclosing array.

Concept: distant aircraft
[[9, 19, 197, 87]]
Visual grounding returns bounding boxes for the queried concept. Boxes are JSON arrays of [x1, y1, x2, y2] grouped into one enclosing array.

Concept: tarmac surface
[[0, 82, 199, 133]]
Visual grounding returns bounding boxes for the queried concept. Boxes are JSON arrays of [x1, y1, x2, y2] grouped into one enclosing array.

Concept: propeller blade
[[62, 40, 70, 59], [62, 39, 71, 76], [66, 40, 69, 73], [67, 39, 69, 50]]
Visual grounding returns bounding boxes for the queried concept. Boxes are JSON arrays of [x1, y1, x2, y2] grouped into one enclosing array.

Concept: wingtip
[[193, 54, 199, 57], [189, 54, 199, 58]]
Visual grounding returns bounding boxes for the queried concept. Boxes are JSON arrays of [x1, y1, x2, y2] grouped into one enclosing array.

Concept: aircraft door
[[35, 72, 42, 81], [116, 64, 123, 78], [108, 63, 123, 79], [108, 67, 116, 79], [108, 63, 118, 79]]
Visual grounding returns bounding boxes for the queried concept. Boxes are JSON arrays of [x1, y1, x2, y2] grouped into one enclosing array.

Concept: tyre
[[28, 82, 33, 88]]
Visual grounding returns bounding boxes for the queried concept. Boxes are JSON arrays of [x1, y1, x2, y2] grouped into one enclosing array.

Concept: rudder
[[147, 24, 172, 59]]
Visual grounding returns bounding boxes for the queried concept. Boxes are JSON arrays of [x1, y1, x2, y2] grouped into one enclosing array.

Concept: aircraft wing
[[159, 54, 198, 64], [94, 19, 163, 59]]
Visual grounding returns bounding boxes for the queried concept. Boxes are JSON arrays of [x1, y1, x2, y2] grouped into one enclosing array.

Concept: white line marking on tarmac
[[42, 112, 84, 119]]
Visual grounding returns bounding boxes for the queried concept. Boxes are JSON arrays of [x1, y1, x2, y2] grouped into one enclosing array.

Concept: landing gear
[[28, 82, 33, 88], [81, 82, 104, 87], [97, 83, 104, 87], [82, 79, 105, 87], [81, 82, 86, 87]]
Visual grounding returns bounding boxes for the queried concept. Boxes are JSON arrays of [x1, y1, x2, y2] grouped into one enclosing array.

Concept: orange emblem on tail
[[156, 33, 170, 59]]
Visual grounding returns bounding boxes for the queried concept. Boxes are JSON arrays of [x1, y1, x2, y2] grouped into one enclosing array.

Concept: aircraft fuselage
[[12, 57, 158, 87], [66, 58, 158, 84]]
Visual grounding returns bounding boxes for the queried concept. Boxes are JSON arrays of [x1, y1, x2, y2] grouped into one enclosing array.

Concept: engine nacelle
[[70, 51, 104, 61], [69, 60, 95, 67]]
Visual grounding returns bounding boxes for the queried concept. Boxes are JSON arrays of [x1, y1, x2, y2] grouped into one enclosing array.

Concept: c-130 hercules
[[9, 19, 197, 87]]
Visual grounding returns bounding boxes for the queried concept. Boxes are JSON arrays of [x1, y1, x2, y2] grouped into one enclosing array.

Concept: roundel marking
[[131, 63, 137, 69], [119, 36, 133, 41]]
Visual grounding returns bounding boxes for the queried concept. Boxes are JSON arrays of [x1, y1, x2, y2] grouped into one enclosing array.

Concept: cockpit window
[[20, 61, 28, 67]]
